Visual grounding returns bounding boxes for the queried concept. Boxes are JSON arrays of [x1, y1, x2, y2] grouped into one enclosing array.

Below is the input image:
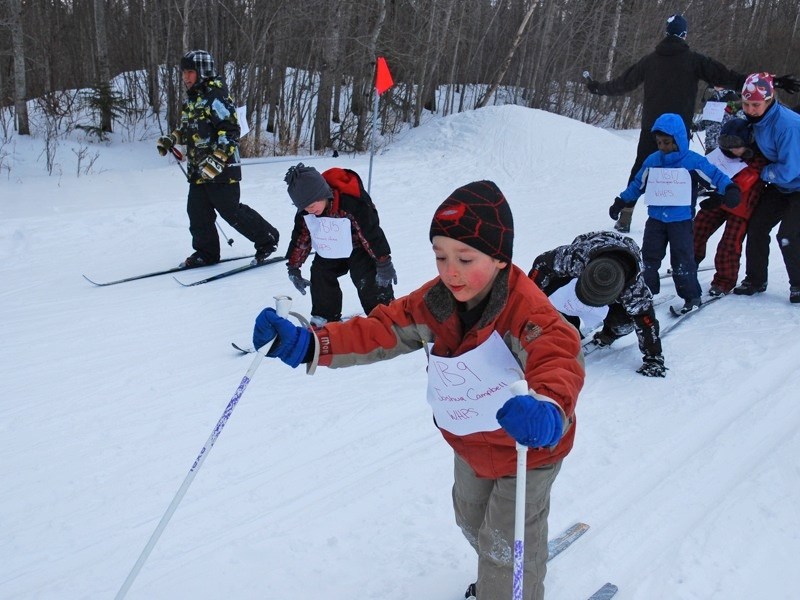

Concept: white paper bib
[[303, 215, 353, 259], [426, 331, 524, 436], [644, 167, 692, 206], [548, 279, 609, 332]]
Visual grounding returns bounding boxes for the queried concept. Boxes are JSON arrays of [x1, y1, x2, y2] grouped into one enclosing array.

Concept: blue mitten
[[252, 308, 312, 368], [496, 394, 563, 448]]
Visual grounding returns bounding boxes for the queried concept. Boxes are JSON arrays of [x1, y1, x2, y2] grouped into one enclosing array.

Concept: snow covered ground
[[2, 105, 799, 600]]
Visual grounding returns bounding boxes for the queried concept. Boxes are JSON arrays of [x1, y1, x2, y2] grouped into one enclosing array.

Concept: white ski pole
[[509, 379, 531, 600], [114, 295, 292, 600]]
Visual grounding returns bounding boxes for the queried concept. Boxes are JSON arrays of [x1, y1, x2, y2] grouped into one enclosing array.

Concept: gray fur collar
[[423, 268, 510, 328]]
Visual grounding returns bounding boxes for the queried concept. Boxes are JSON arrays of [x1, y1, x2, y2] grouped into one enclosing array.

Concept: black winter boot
[[679, 297, 702, 314], [733, 278, 767, 296]]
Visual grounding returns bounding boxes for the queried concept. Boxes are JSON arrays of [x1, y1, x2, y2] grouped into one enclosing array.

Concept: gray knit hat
[[284, 163, 333, 211], [576, 256, 626, 307]]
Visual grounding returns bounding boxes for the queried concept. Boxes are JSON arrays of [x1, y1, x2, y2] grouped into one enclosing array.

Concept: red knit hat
[[429, 180, 514, 263], [741, 73, 774, 102]]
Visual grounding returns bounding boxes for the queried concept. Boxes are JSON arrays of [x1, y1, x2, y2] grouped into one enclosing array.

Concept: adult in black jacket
[[586, 14, 747, 232]]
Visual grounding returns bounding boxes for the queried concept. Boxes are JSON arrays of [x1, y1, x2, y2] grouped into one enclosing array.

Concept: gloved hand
[[609, 197, 626, 221], [586, 79, 600, 94], [592, 329, 616, 348], [774, 74, 800, 94], [699, 194, 723, 210], [252, 308, 312, 368], [288, 267, 311, 295], [375, 257, 397, 287], [637, 354, 667, 378], [496, 393, 563, 448], [156, 134, 177, 157], [723, 184, 741, 209], [198, 150, 227, 180]]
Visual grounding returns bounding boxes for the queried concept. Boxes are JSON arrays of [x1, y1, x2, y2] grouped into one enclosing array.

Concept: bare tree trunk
[[93, 0, 113, 132], [9, 0, 30, 134], [475, 0, 537, 109], [605, 0, 624, 80], [354, 0, 386, 152], [314, 2, 342, 151]]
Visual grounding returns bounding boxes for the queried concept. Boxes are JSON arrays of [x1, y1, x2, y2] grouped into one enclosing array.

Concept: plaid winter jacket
[[174, 77, 241, 184], [310, 266, 585, 479]]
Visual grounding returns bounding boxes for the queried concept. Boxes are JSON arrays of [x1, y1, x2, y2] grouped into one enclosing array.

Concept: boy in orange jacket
[[252, 181, 584, 600]]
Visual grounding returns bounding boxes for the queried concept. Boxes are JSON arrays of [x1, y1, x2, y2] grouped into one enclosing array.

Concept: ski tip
[[82, 274, 101, 286], [231, 342, 254, 354], [587, 582, 619, 600]]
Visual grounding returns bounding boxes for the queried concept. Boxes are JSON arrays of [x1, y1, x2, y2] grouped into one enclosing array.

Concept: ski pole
[[215, 220, 234, 246], [114, 295, 292, 600], [508, 379, 531, 600], [581, 70, 592, 81]]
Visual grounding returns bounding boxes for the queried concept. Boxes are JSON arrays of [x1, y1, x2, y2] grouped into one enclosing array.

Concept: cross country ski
[[173, 255, 287, 286], [82, 255, 253, 287]]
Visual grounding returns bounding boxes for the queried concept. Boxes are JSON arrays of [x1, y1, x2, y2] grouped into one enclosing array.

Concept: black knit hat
[[429, 180, 513, 263], [284, 163, 333, 211], [719, 118, 754, 159], [576, 256, 626, 307], [666, 14, 688, 39]]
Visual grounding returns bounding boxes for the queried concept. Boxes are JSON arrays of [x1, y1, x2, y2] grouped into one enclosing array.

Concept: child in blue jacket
[[609, 112, 741, 312]]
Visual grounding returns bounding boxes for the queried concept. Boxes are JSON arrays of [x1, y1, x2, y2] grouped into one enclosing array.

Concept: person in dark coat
[[156, 50, 279, 268], [585, 14, 786, 233], [529, 231, 666, 377], [283, 163, 396, 326]]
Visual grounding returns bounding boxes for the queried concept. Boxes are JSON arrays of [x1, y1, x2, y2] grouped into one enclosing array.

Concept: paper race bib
[[548, 279, 609, 332], [426, 331, 524, 436], [701, 101, 726, 123], [644, 167, 692, 206], [705, 147, 747, 179], [303, 215, 353, 259]]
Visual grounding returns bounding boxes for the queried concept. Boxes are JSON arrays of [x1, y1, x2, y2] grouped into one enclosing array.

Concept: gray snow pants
[[452, 453, 562, 600]]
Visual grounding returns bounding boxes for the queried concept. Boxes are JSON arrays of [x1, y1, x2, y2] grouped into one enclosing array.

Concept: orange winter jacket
[[311, 265, 585, 479]]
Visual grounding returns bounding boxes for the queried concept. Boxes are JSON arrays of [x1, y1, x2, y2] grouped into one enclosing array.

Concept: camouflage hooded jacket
[[175, 77, 241, 184]]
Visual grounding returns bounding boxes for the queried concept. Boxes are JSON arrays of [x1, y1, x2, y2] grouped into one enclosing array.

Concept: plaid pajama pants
[[693, 207, 748, 293]]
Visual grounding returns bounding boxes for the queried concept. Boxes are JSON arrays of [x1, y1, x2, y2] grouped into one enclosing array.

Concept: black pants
[[743, 186, 800, 287], [187, 182, 279, 262], [310, 249, 394, 321]]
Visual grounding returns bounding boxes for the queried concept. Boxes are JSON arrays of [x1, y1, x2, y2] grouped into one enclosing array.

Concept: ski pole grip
[[274, 295, 292, 318], [509, 380, 530, 452], [582, 70, 591, 80]]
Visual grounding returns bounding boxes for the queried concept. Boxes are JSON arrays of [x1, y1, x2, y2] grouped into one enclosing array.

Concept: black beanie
[[284, 163, 333, 211], [576, 257, 626, 307], [429, 181, 514, 263]]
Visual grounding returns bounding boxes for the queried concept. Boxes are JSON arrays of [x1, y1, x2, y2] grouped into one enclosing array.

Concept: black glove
[[375, 257, 397, 287], [586, 79, 600, 94], [637, 354, 667, 378], [723, 185, 741, 209], [699, 194, 723, 210], [609, 197, 626, 221], [774, 74, 800, 94], [156, 134, 176, 157], [287, 267, 311, 295], [591, 330, 616, 348]]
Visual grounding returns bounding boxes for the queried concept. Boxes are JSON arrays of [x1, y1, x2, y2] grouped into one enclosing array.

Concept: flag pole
[[368, 87, 379, 195]]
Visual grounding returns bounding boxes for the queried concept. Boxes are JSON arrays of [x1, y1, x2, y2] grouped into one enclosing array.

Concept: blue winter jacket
[[619, 112, 735, 222], [751, 101, 800, 193]]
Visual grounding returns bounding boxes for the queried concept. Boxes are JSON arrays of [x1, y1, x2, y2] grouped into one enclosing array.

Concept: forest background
[[2, 0, 799, 159]]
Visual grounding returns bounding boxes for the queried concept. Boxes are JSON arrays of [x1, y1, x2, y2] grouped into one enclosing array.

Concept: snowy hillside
[[2, 105, 799, 600]]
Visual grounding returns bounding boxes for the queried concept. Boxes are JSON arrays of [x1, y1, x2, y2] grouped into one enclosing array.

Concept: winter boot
[[790, 286, 800, 304], [708, 285, 728, 297], [614, 206, 634, 233], [679, 297, 702, 314], [180, 253, 218, 269], [464, 582, 477, 600], [252, 243, 278, 265], [733, 278, 767, 296], [309, 315, 329, 328]]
